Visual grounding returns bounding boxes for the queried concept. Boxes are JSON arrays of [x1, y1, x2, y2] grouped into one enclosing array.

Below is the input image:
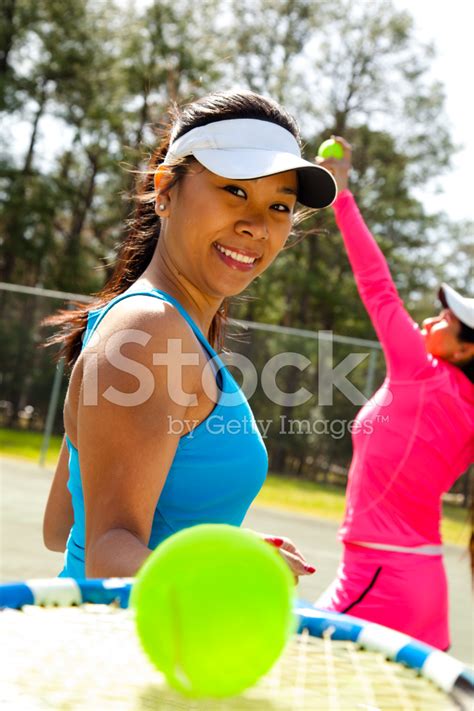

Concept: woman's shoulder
[[73, 291, 202, 401], [85, 290, 197, 351], [69, 292, 203, 423]]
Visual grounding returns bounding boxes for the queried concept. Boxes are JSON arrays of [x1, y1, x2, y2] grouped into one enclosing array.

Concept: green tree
[[0, 0, 468, 479], [231, 0, 454, 339]]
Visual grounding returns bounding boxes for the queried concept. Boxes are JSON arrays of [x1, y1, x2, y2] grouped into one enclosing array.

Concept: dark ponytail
[[42, 91, 302, 367], [40, 125, 174, 367]]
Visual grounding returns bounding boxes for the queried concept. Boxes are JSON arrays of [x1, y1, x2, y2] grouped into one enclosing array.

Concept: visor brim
[[193, 148, 337, 209], [438, 283, 474, 329]]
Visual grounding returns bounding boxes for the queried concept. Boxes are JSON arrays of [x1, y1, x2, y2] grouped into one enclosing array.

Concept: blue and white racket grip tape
[[1, 579, 472, 707], [0, 577, 133, 610]]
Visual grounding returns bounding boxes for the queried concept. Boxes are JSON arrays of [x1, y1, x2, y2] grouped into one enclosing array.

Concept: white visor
[[163, 118, 337, 209], [439, 283, 474, 329]]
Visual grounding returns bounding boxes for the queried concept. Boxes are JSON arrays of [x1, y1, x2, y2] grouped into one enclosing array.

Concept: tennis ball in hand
[[317, 139, 344, 160], [131, 524, 295, 698]]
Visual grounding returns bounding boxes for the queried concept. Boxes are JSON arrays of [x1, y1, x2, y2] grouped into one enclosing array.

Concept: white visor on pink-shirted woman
[[162, 119, 337, 209], [439, 283, 474, 329]]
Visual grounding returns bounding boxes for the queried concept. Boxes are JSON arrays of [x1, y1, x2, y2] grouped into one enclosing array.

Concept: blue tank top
[[59, 289, 268, 578]]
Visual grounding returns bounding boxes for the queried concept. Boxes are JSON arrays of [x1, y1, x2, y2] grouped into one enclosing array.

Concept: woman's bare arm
[[43, 435, 74, 552], [79, 301, 201, 578]]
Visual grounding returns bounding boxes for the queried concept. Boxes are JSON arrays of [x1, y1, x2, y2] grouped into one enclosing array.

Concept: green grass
[[257, 474, 346, 520], [0, 427, 63, 466], [440, 504, 471, 548], [1, 428, 469, 547], [256, 473, 470, 548]]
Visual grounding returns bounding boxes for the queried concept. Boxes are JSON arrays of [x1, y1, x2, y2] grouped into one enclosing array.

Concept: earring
[[159, 203, 166, 211]]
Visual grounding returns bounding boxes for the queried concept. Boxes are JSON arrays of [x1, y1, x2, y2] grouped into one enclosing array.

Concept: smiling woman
[[40, 91, 336, 582], [152, 163, 299, 298]]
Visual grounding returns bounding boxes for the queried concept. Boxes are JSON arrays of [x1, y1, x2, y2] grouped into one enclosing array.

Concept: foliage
[[0, 0, 466, 478]]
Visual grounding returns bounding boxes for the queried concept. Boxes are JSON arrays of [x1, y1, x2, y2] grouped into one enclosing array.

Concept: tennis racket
[[1, 578, 472, 710]]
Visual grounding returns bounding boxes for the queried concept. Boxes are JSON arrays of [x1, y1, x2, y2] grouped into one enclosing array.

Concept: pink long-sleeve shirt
[[334, 189, 474, 547]]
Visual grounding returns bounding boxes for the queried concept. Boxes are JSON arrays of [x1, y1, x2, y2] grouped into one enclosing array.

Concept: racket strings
[[322, 630, 340, 709], [346, 637, 378, 708], [1, 605, 458, 711]]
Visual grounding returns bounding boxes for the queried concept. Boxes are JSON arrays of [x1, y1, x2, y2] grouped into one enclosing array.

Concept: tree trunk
[[63, 153, 99, 259], [22, 88, 47, 175], [333, 110, 348, 136], [134, 86, 150, 150], [55, 152, 99, 290]]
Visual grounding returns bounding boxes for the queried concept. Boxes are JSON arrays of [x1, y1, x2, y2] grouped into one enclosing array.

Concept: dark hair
[[458, 322, 474, 383], [41, 91, 302, 367], [459, 321, 474, 344], [438, 288, 474, 382]]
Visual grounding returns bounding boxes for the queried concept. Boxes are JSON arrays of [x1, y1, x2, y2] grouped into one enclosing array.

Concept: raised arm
[[318, 138, 430, 380]]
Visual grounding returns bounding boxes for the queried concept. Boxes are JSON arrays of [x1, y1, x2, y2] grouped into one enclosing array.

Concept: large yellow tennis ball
[[317, 139, 344, 160], [131, 524, 295, 698]]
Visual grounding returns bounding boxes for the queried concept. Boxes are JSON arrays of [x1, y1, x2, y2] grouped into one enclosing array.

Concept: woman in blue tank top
[[42, 90, 336, 580]]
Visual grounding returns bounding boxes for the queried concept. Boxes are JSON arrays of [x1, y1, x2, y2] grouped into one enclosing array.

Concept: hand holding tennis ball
[[316, 136, 352, 193], [317, 138, 345, 160], [131, 524, 295, 699]]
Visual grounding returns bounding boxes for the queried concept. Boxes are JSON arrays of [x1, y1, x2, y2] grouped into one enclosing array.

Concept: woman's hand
[[258, 533, 316, 583], [316, 135, 352, 194]]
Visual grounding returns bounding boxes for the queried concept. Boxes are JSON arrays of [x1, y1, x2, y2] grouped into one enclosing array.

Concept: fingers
[[279, 538, 307, 565], [280, 538, 316, 575], [315, 136, 352, 194], [264, 535, 316, 577], [264, 535, 302, 560], [261, 533, 316, 580], [315, 135, 352, 168], [316, 156, 351, 171], [278, 547, 316, 577], [264, 536, 284, 547], [330, 135, 352, 153]]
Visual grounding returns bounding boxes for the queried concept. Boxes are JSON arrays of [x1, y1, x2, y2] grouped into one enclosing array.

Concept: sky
[[392, 0, 473, 222]]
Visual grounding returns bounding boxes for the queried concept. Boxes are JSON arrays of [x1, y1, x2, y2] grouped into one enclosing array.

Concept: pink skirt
[[315, 542, 449, 650]]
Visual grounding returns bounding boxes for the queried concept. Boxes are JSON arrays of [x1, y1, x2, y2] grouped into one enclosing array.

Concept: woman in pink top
[[315, 137, 474, 650]]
